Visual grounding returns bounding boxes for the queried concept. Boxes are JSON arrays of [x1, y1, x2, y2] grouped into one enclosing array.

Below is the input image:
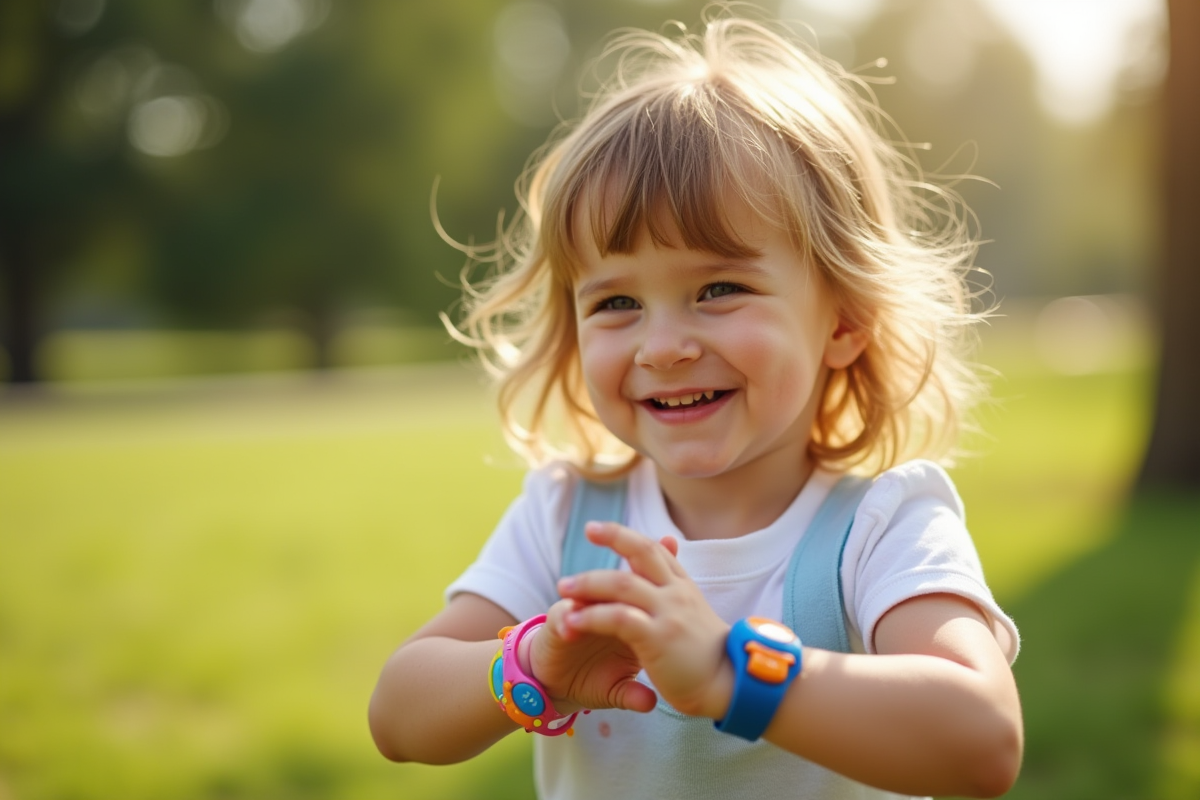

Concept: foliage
[[0, 0, 531, 376], [1, 0, 1164, 383]]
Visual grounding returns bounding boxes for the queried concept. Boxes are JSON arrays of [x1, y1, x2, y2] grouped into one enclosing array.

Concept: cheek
[[578, 328, 628, 401], [729, 311, 825, 367], [722, 315, 825, 393]]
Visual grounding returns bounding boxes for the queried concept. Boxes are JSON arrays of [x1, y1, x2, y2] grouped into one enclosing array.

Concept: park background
[[1, 0, 1197, 798]]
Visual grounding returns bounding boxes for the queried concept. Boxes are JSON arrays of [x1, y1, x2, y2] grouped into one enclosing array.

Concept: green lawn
[[32, 325, 457, 383], [1, 348, 1197, 799]]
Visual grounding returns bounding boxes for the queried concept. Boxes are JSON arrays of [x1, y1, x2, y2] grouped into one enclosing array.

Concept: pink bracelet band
[[488, 614, 585, 736]]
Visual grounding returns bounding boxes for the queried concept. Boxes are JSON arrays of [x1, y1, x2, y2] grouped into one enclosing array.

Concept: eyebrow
[[574, 260, 772, 300]]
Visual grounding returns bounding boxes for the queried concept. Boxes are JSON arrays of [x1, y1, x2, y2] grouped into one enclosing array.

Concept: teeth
[[654, 391, 717, 407]]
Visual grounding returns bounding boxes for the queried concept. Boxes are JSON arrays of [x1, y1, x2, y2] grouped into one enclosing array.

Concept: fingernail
[[558, 577, 576, 593]]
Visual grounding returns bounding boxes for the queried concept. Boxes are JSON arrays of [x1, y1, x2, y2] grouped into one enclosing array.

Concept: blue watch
[[714, 616, 803, 741]]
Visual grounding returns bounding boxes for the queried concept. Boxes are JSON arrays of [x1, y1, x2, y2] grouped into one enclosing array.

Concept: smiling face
[[573, 202, 863, 487]]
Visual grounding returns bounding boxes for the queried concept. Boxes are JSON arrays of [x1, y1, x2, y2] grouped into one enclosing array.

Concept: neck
[[654, 446, 816, 541]]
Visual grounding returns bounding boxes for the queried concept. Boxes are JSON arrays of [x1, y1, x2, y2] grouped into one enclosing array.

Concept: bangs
[[548, 81, 801, 273]]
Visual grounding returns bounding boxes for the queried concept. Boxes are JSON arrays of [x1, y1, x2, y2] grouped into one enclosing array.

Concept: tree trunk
[[302, 304, 338, 372], [1139, 0, 1200, 489], [0, 227, 41, 384], [0, 7, 67, 387]]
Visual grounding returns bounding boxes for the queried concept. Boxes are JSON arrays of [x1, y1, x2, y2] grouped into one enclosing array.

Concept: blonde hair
[[444, 14, 987, 478]]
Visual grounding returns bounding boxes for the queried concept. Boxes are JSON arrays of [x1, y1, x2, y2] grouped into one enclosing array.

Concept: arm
[[758, 594, 1023, 797], [369, 586, 665, 764], [555, 522, 1023, 798], [368, 592, 520, 764]]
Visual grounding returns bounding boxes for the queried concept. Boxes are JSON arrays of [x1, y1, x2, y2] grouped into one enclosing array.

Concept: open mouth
[[648, 390, 728, 410]]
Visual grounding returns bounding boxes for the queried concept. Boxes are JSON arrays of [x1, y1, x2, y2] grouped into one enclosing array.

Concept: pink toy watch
[[489, 614, 586, 736]]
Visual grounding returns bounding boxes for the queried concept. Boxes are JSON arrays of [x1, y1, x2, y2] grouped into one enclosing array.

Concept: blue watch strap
[[715, 617, 803, 741]]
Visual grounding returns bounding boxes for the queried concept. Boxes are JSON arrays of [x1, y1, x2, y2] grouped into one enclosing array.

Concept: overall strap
[[782, 475, 874, 653], [563, 473, 873, 654], [561, 478, 627, 577]]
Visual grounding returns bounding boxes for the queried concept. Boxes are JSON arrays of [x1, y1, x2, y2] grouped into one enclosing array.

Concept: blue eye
[[600, 296, 639, 312], [701, 283, 742, 300]]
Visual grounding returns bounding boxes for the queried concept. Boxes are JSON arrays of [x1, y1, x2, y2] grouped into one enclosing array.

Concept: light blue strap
[[561, 478, 626, 577], [564, 473, 870, 654], [783, 475, 874, 653]]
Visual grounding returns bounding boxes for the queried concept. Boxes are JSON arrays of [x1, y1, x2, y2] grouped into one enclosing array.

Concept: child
[[370, 14, 1022, 800]]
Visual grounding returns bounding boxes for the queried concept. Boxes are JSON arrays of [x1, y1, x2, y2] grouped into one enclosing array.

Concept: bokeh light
[[979, 0, 1166, 124], [492, 2, 572, 126], [214, 0, 331, 54], [56, 0, 106, 37], [128, 95, 226, 158]]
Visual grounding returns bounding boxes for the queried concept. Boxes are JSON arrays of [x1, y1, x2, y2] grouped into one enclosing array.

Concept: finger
[[656, 535, 689, 578], [585, 521, 677, 585], [659, 535, 679, 558], [558, 569, 658, 612], [611, 677, 657, 713], [545, 597, 583, 641], [563, 601, 655, 647]]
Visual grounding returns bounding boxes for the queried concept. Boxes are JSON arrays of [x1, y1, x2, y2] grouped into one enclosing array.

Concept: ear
[[823, 319, 869, 370]]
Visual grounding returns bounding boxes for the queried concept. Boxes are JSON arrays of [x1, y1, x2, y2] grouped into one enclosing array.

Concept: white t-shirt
[[447, 458, 1019, 800]]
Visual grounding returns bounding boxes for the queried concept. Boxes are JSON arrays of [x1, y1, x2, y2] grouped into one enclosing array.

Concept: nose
[[634, 314, 702, 370]]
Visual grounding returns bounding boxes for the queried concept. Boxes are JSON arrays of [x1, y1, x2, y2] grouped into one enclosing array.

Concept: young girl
[[370, 15, 1022, 800]]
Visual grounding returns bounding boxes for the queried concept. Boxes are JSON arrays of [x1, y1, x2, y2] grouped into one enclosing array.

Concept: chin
[[651, 451, 739, 480]]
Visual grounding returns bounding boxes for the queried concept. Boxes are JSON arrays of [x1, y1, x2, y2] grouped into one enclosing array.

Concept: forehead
[[565, 176, 780, 273]]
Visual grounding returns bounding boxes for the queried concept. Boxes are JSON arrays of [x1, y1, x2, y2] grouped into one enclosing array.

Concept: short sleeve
[[841, 461, 1019, 661], [444, 463, 579, 623]]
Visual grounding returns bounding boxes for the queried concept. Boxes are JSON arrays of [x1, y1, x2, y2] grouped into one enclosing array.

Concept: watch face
[[747, 617, 797, 644]]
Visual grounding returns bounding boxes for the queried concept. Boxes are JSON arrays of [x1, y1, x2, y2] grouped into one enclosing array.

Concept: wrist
[[489, 615, 586, 735], [516, 622, 540, 674], [521, 623, 584, 714], [702, 657, 737, 722], [713, 617, 803, 741]]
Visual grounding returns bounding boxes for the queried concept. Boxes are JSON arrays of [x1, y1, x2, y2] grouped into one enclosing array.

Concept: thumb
[[611, 677, 657, 714]]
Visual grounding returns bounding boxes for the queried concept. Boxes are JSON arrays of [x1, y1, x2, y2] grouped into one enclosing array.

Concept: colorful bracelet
[[488, 614, 586, 736]]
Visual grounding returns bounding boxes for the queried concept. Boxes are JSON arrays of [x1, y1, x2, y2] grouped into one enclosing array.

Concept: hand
[[527, 598, 658, 714], [554, 522, 732, 719]]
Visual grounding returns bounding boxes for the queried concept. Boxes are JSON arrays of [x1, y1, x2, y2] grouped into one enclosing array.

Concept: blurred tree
[[853, 0, 1159, 302], [853, 0, 1048, 300], [1, 0, 1164, 384], [1140, 0, 1199, 488], [0, 0, 131, 383], [143, 2, 411, 369], [0, 0, 526, 381]]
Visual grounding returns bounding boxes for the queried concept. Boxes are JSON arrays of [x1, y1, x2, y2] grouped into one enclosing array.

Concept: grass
[[31, 325, 457, 383], [0, 365, 535, 799], [1008, 493, 1200, 800], [1, 339, 1198, 798]]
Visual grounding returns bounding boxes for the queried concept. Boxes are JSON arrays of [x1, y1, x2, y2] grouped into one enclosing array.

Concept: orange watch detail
[[744, 640, 797, 684]]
